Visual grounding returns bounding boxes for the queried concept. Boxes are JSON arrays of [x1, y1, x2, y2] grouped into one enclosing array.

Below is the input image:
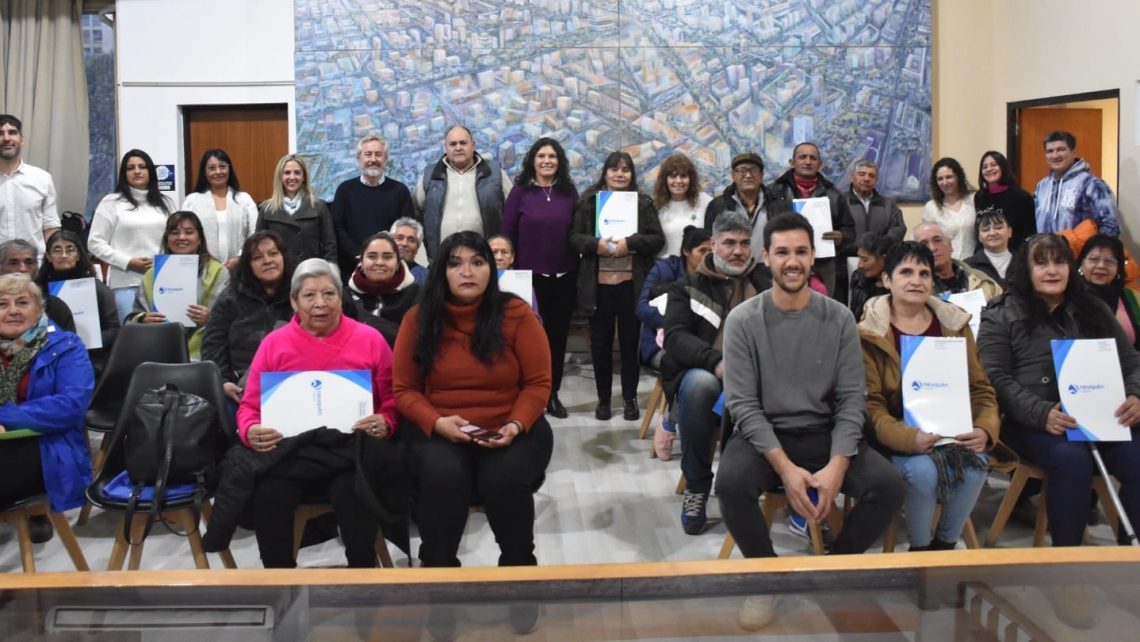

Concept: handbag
[[121, 383, 217, 544]]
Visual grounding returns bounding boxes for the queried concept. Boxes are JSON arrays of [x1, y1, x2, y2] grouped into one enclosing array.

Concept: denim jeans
[[891, 451, 987, 547], [676, 368, 722, 494]]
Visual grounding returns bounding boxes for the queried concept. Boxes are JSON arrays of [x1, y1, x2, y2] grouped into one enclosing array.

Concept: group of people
[[1, 108, 1139, 630]]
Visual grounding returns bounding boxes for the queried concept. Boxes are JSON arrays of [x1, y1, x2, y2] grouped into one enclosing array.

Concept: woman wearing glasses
[[37, 230, 120, 371], [1077, 234, 1140, 349]]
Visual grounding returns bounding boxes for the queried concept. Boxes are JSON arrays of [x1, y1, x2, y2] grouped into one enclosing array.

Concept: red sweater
[[393, 298, 551, 435]]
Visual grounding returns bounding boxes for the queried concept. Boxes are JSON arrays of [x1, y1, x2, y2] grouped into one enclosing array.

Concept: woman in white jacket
[[182, 148, 258, 269], [87, 149, 174, 322]]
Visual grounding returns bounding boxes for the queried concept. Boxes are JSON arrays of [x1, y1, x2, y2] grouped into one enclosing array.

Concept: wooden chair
[[718, 490, 844, 558], [986, 458, 1120, 547], [639, 376, 668, 446], [292, 503, 394, 567], [0, 496, 88, 572], [882, 505, 981, 552]]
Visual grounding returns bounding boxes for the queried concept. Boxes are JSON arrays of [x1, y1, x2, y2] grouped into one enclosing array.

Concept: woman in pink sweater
[[237, 258, 403, 568]]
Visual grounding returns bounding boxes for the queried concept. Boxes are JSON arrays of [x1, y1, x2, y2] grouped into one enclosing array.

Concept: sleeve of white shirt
[[41, 179, 60, 231], [87, 197, 132, 270]]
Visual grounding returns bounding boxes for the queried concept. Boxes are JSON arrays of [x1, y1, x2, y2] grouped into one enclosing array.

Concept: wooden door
[[183, 105, 288, 204], [1016, 108, 1102, 188]]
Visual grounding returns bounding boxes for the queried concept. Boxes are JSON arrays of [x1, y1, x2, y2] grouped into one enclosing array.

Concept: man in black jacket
[[703, 152, 768, 257], [663, 211, 771, 535], [767, 142, 855, 299]]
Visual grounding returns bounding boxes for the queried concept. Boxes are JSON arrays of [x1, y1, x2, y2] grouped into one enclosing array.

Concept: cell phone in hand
[[460, 424, 502, 441], [807, 487, 819, 506]]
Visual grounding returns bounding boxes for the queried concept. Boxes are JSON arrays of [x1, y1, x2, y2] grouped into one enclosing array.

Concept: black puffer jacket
[[569, 190, 664, 315], [201, 282, 293, 384], [661, 254, 772, 400], [978, 292, 1140, 435], [346, 265, 421, 347]]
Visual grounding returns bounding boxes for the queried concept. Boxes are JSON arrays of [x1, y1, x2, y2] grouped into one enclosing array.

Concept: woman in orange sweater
[[393, 231, 553, 572]]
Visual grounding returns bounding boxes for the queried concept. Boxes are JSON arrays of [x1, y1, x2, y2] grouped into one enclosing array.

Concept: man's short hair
[[792, 142, 820, 158], [913, 220, 949, 240], [763, 213, 815, 250], [1043, 130, 1076, 150], [852, 159, 878, 172], [390, 217, 423, 243], [356, 134, 387, 155], [712, 211, 752, 237], [445, 125, 473, 140], [0, 239, 38, 263], [0, 114, 22, 134]]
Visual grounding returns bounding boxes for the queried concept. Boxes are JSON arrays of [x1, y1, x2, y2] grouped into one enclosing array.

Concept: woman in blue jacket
[[0, 272, 95, 539]]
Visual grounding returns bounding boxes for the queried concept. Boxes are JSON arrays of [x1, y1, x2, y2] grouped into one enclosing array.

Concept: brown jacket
[[858, 294, 1000, 454]]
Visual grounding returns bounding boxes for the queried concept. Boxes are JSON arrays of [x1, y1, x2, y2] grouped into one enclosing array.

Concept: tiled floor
[[0, 362, 1123, 574]]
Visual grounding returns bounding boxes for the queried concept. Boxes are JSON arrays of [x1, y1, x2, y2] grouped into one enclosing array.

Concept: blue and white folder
[[48, 277, 101, 349], [941, 289, 985, 337], [901, 336, 972, 437], [595, 191, 638, 239], [1051, 339, 1130, 442], [792, 197, 835, 258], [260, 370, 373, 438], [497, 269, 533, 306], [151, 254, 199, 326]]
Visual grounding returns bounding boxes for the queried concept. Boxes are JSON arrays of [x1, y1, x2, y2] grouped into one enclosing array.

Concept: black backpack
[[122, 383, 217, 543]]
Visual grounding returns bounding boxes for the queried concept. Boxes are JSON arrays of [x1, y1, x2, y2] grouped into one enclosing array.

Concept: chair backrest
[[86, 323, 190, 430], [94, 362, 236, 486]]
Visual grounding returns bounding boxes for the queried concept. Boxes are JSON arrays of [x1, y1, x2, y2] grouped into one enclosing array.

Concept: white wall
[[115, 0, 295, 202]]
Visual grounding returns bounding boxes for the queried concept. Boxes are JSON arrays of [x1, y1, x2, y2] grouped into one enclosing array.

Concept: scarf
[[696, 256, 758, 351], [793, 175, 819, 198], [283, 195, 302, 216], [350, 262, 407, 297], [929, 443, 989, 505], [987, 184, 1010, 194], [0, 314, 49, 405]]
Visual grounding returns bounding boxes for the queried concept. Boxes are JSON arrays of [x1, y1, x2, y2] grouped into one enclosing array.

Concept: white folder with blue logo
[[1051, 339, 1130, 442], [260, 370, 373, 437], [901, 336, 972, 437], [151, 254, 199, 326], [497, 269, 533, 306], [595, 191, 638, 239], [792, 197, 835, 258], [941, 289, 985, 337], [48, 277, 101, 349]]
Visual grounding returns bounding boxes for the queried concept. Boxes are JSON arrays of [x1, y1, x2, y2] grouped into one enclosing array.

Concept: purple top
[[502, 183, 580, 274]]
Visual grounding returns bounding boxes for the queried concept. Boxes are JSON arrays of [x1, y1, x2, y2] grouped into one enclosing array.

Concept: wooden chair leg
[[126, 514, 147, 571], [107, 519, 130, 571], [674, 474, 686, 495], [718, 533, 736, 559], [883, 514, 899, 553], [761, 493, 783, 525], [808, 519, 825, 555], [375, 535, 394, 568], [13, 513, 36, 573], [292, 512, 308, 559], [985, 465, 1031, 547], [962, 517, 980, 550], [179, 510, 210, 570], [47, 512, 90, 571], [638, 380, 662, 440]]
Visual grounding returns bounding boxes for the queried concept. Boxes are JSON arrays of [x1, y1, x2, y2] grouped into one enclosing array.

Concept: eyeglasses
[[50, 246, 78, 256], [1085, 256, 1119, 267], [733, 166, 760, 177]]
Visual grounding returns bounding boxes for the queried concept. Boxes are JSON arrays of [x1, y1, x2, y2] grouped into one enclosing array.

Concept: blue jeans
[[891, 451, 987, 547], [113, 286, 139, 324], [676, 368, 722, 494]]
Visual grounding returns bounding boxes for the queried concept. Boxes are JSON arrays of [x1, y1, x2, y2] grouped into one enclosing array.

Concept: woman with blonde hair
[[256, 154, 337, 264]]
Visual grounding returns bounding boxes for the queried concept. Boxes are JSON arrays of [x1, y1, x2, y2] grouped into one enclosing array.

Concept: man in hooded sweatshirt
[[1034, 130, 1120, 237], [662, 211, 772, 535]]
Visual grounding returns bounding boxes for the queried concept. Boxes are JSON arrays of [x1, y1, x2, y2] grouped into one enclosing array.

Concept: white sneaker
[[738, 594, 778, 631]]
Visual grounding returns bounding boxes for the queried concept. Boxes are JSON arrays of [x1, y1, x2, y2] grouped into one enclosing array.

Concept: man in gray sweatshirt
[[715, 213, 904, 630]]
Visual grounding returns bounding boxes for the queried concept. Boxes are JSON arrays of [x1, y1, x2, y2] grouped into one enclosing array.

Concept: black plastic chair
[[77, 323, 189, 525], [85, 361, 237, 570]]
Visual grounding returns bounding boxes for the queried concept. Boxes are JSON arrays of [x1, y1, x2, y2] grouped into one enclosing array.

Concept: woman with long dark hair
[[502, 137, 579, 418], [972, 150, 1036, 248], [392, 232, 553, 576], [570, 151, 665, 421], [37, 229, 120, 368], [346, 231, 420, 347], [87, 149, 174, 322], [127, 211, 229, 359], [182, 149, 258, 268], [923, 157, 976, 260], [202, 230, 298, 403], [653, 153, 712, 259]]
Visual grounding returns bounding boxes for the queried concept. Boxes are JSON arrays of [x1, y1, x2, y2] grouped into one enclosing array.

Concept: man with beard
[[331, 134, 413, 278], [414, 125, 512, 260], [715, 213, 903, 631], [662, 212, 771, 535], [0, 115, 60, 254]]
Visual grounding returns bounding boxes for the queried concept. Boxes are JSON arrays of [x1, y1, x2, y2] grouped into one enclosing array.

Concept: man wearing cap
[[703, 152, 769, 259]]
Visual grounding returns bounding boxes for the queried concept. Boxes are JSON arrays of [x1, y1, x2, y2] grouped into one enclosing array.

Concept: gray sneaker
[[681, 489, 709, 535]]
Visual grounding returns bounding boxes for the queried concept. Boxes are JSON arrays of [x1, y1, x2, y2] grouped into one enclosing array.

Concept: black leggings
[[534, 272, 576, 393], [405, 417, 554, 568], [589, 280, 641, 402]]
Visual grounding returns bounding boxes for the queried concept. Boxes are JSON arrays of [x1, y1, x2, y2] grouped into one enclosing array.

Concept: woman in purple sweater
[[502, 138, 579, 418]]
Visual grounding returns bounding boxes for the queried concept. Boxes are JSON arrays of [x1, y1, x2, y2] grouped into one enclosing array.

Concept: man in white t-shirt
[[0, 115, 60, 255]]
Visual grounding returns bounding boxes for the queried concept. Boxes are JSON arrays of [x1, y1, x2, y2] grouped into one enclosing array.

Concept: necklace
[[541, 185, 553, 202]]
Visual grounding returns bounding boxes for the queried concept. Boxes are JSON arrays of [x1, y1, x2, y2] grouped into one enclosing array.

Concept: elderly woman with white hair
[[0, 273, 94, 541], [234, 258, 406, 568]]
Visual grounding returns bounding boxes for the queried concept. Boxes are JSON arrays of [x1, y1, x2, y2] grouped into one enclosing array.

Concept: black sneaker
[[546, 394, 568, 419], [623, 399, 640, 421], [28, 515, 53, 544], [680, 489, 709, 535], [595, 400, 611, 420]]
